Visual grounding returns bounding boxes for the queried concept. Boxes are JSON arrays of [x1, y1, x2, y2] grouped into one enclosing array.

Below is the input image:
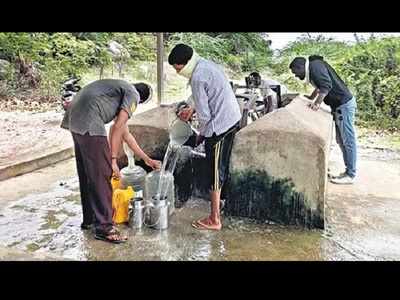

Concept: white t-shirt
[[260, 79, 289, 110], [262, 78, 288, 95]]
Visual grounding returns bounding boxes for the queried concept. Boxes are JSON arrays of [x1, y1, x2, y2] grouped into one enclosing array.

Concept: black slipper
[[94, 228, 127, 244]]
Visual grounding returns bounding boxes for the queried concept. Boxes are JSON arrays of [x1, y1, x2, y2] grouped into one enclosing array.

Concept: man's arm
[[109, 109, 129, 178], [308, 61, 332, 111], [309, 91, 328, 111], [122, 127, 161, 170], [191, 79, 212, 137], [306, 88, 319, 100]]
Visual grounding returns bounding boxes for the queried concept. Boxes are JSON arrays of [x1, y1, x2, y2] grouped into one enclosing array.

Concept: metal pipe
[[156, 33, 164, 106]]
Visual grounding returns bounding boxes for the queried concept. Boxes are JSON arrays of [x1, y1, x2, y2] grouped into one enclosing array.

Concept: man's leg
[[75, 135, 114, 232], [331, 98, 357, 184], [218, 125, 236, 211], [192, 134, 222, 230], [340, 98, 357, 178], [334, 120, 349, 176], [193, 125, 237, 230], [210, 189, 222, 225], [72, 133, 94, 227]]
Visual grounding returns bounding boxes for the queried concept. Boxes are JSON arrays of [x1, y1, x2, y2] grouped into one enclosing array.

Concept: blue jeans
[[333, 97, 357, 178]]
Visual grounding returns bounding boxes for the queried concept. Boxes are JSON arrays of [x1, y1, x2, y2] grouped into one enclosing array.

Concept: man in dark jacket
[[61, 79, 161, 243], [290, 55, 358, 184]]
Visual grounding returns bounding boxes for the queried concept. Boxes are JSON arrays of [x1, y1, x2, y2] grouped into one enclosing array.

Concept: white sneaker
[[330, 175, 355, 185], [329, 172, 347, 179]]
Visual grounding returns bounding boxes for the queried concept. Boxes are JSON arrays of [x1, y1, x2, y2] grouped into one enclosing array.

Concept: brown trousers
[[72, 132, 113, 233]]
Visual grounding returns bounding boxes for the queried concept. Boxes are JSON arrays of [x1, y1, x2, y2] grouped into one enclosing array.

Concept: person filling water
[[61, 79, 161, 244], [168, 44, 241, 231]]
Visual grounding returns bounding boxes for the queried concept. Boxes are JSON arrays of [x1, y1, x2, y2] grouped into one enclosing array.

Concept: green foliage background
[[0, 32, 399, 130], [269, 34, 400, 130]]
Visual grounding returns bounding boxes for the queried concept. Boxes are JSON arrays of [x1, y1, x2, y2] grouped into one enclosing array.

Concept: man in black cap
[[168, 44, 241, 231], [289, 55, 358, 185], [61, 79, 161, 243]]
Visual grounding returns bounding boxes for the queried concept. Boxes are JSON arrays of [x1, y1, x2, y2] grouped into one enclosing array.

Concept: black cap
[[168, 43, 193, 65]]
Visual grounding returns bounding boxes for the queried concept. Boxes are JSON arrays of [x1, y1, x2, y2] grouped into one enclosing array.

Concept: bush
[[270, 34, 350, 93], [0, 33, 100, 97], [0, 33, 157, 99], [269, 34, 400, 131], [167, 32, 272, 72], [336, 37, 400, 130]]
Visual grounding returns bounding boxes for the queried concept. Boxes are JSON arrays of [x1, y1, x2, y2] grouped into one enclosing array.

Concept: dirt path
[[0, 111, 73, 169]]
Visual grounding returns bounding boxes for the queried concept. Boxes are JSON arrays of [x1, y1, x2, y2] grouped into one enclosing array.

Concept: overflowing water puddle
[[0, 176, 325, 260], [1, 174, 399, 261]]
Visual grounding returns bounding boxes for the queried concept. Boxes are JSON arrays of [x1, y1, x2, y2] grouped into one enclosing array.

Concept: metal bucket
[[169, 119, 193, 146], [130, 197, 146, 229], [148, 196, 169, 230]]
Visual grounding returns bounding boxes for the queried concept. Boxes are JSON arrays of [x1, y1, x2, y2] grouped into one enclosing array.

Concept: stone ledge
[[0, 147, 74, 182]]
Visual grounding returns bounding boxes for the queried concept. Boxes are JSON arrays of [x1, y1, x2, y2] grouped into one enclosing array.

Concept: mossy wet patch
[[10, 205, 38, 213], [40, 210, 63, 230], [37, 234, 53, 246], [26, 243, 40, 252], [225, 170, 323, 229], [8, 241, 22, 248], [58, 208, 76, 217], [10, 204, 26, 210]]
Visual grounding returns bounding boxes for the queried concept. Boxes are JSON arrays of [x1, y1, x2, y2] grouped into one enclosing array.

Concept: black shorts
[[205, 122, 239, 191]]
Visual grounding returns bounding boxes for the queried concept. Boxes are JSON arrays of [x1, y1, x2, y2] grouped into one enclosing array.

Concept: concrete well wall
[[227, 96, 333, 228]]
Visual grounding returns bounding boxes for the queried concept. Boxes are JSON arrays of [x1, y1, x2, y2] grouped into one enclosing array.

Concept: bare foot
[[192, 217, 222, 231]]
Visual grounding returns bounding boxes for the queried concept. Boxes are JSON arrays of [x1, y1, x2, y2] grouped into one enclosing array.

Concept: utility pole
[[156, 33, 164, 106], [353, 33, 361, 43]]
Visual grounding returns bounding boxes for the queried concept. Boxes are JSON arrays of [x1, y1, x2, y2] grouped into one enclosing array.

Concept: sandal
[[94, 227, 128, 244]]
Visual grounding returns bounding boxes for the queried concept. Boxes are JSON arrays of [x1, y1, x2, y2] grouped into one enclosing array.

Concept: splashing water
[[155, 142, 182, 201]]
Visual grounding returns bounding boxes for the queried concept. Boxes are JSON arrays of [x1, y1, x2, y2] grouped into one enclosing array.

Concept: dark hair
[[175, 101, 190, 115], [133, 82, 152, 104], [249, 71, 261, 80], [289, 57, 306, 69], [168, 43, 194, 65]]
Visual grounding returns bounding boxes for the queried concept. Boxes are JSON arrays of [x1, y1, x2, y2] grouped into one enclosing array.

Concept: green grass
[[40, 210, 63, 230], [26, 243, 40, 252]]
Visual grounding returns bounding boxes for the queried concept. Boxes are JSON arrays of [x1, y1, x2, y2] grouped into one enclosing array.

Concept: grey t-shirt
[[61, 79, 139, 136]]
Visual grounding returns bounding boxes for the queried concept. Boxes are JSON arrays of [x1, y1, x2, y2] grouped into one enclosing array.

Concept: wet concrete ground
[[0, 144, 399, 261], [0, 176, 322, 261]]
